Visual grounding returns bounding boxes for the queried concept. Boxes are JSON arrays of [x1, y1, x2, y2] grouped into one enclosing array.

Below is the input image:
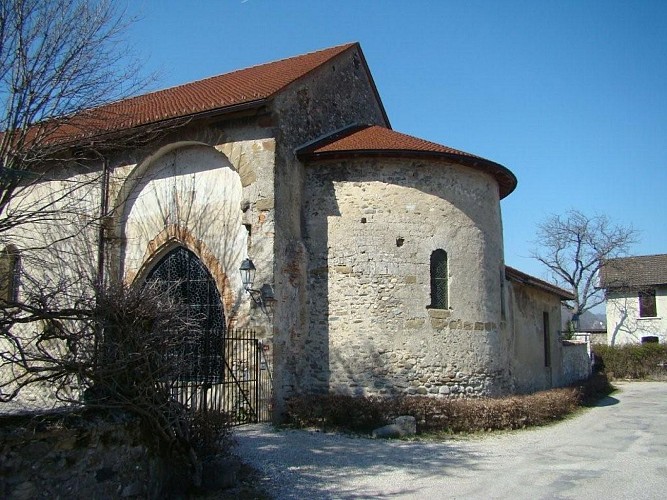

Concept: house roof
[[505, 266, 575, 300], [41, 43, 376, 143], [296, 124, 517, 198], [599, 254, 667, 289]]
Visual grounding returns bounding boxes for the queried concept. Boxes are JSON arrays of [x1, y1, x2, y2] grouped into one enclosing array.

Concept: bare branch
[[531, 209, 639, 317]]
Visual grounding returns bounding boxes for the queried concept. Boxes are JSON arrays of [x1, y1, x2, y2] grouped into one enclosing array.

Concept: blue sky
[[125, 0, 667, 282]]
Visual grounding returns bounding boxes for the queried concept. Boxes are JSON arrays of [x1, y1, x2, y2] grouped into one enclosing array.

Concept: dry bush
[[0, 282, 225, 488], [286, 376, 611, 435], [188, 410, 232, 460], [285, 394, 389, 433]]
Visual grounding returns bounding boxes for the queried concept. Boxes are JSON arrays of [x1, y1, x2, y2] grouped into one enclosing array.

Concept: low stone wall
[[0, 410, 168, 499], [560, 341, 592, 386]]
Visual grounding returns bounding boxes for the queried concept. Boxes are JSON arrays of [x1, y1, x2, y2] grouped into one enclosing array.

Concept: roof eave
[[44, 98, 270, 150], [602, 282, 667, 291], [299, 148, 517, 198], [505, 266, 575, 301]]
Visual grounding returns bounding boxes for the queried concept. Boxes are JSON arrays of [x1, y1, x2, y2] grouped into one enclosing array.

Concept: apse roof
[[297, 124, 517, 198]]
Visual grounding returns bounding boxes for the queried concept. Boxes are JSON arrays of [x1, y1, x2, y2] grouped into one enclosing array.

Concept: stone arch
[[130, 225, 236, 326], [112, 141, 237, 244], [112, 140, 246, 305]]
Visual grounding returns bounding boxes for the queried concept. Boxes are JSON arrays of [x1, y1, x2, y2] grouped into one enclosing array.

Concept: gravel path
[[232, 382, 667, 499]]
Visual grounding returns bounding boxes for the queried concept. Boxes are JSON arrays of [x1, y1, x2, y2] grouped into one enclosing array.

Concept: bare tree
[[0, 0, 150, 248], [531, 210, 638, 322], [0, 279, 219, 484], [0, 0, 225, 487], [0, 3, 247, 487]]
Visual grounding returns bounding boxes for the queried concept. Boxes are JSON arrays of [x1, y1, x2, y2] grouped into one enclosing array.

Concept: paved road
[[233, 381, 667, 499]]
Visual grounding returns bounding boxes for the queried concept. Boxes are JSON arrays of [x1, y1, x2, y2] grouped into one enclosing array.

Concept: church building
[[3, 43, 590, 418]]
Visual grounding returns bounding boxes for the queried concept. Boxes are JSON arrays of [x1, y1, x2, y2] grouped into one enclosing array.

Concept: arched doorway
[[143, 245, 270, 422], [145, 246, 225, 382]]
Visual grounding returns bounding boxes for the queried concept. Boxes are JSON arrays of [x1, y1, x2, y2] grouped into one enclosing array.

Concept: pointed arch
[[110, 142, 240, 283], [144, 245, 225, 381], [130, 225, 236, 326]]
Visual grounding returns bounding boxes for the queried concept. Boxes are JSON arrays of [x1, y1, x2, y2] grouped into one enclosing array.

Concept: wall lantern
[[239, 258, 275, 313], [240, 258, 256, 292]]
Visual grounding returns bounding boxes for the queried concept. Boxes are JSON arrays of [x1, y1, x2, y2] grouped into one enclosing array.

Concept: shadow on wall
[[608, 297, 661, 345], [301, 174, 337, 395], [302, 161, 500, 397]]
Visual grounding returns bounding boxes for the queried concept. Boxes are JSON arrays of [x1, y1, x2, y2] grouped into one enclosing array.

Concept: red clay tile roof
[[505, 266, 575, 300], [599, 254, 667, 289], [297, 124, 517, 198], [47, 43, 360, 142]]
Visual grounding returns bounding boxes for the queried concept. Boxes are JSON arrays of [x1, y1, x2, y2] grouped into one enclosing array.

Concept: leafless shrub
[[0, 1, 224, 489], [0, 281, 223, 487], [286, 378, 611, 435]]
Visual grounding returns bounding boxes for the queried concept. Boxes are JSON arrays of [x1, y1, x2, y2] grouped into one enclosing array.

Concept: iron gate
[[167, 328, 272, 425], [144, 247, 272, 425]]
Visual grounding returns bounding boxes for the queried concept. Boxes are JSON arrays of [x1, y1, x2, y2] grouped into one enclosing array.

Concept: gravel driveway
[[232, 381, 667, 499]]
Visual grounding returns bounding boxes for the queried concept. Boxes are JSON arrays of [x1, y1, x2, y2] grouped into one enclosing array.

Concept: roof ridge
[[105, 42, 359, 109], [607, 253, 667, 261]]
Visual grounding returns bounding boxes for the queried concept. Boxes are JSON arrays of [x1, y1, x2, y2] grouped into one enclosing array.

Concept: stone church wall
[[505, 280, 565, 393], [303, 157, 510, 398], [0, 165, 106, 409], [269, 47, 388, 411], [2, 121, 278, 410]]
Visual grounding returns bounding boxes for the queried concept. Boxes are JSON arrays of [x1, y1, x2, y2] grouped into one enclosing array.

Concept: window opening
[[639, 289, 657, 318], [145, 246, 225, 382], [429, 249, 448, 309], [0, 246, 20, 302], [244, 223, 252, 253]]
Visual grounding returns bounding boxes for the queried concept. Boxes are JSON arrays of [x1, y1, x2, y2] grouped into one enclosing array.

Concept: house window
[[0, 246, 20, 302], [638, 289, 657, 318], [429, 249, 448, 309]]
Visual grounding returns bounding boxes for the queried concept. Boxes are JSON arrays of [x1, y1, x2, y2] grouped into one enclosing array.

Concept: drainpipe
[[96, 157, 110, 292]]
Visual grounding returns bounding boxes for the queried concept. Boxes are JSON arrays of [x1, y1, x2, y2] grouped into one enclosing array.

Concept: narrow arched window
[[0, 245, 20, 302], [430, 249, 448, 309]]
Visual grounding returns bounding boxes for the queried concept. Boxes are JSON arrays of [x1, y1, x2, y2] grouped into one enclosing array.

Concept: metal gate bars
[[167, 328, 272, 425]]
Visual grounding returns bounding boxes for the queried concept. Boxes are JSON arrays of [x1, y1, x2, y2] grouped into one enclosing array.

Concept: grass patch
[[285, 374, 614, 435]]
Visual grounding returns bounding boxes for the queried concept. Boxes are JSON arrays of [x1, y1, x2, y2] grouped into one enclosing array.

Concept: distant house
[[600, 254, 667, 345]]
